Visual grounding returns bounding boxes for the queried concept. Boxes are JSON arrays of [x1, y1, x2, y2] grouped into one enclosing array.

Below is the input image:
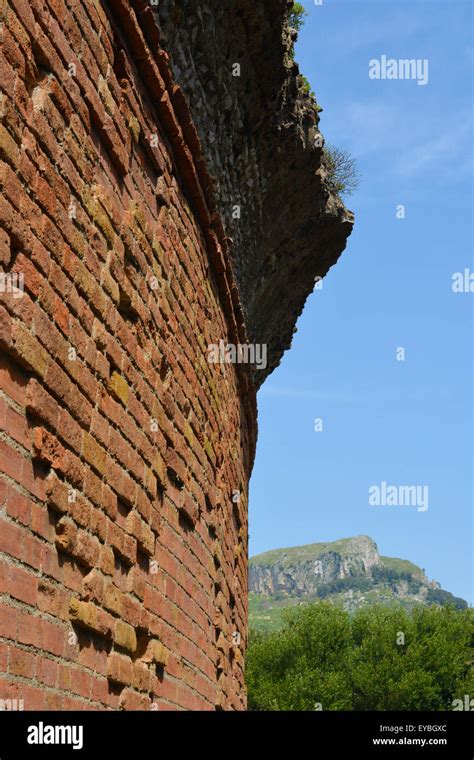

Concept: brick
[[0, 228, 10, 266], [103, 579, 124, 617], [9, 565, 38, 605], [54, 517, 78, 556], [11, 324, 49, 377], [114, 620, 137, 653], [0, 557, 9, 594], [0, 306, 13, 350], [151, 451, 166, 487], [69, 493, 90, 529], [45, 476, 70, 515], [106, 652, 133, 686], [82, 569, 105, 603], [142, 639, 170, 667], [37, 580, 68, 619], [126, 565, 146, 600], [81, 432, 107, 476], [107, 521, 136, 566], [9, 0, 35, 31], [0, 603, 17, 640], [126, 510, 155, 556], [0, 641, 9, 672], [119, 688, 151, 711], [31, 501, 54, 540], [0, 124, 20, 166], [36, 657, 59, 688], [121, 593, 142, 629], [0, 518, 24, 560], [133, 661, 152, 693], [74, 529, 101, 569], [32, 427, 65, 469], [16, 609, 41, 648], [69, 598, 113, 638], [180, 491, 199, 526], [107, 371, 129, 405], [40, 618, 66, 657], [99, 545, 115, 576], [9, 646, 35, 679]]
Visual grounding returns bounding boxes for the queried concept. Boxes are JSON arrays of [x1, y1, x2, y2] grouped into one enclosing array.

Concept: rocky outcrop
[[250, 536, 380, 596], [155, 0, 354, 384]]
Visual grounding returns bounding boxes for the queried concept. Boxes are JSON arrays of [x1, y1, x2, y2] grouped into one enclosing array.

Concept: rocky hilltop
[[249, 537, 467, 630]]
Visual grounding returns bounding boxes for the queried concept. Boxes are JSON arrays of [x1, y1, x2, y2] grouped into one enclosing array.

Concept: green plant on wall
[[288, 2, 307, 61], [287, 6, 360, 197], [288, 2, 308, 32], [322, 144, 361, 197], [298, 74, 313, 96]]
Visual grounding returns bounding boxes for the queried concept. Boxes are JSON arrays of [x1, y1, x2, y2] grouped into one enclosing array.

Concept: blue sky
[[249, 0, 473, 604]]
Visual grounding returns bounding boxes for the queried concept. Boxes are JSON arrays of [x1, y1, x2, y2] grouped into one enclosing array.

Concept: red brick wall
[[0, 0, 256, 710]]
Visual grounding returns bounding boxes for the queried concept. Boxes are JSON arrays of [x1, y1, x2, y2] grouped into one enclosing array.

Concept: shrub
[[322, 144, 360, 197], [288, 2, 308, 32], [298, 74, 313, 96]]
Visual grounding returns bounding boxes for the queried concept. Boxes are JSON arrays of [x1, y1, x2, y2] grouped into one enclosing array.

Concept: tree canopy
[[246, 602, 474, 711]]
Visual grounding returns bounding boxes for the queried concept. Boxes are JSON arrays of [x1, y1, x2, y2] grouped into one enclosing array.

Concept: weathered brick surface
[[0, 0, 256, 710]]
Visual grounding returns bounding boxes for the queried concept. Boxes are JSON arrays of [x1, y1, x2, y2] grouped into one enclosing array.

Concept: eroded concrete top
[[155, 0, 354, 385]]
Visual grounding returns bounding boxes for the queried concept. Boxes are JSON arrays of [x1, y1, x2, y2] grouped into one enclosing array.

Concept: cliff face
[[155, 0, 354, 384], [250, 536, 381, 596]]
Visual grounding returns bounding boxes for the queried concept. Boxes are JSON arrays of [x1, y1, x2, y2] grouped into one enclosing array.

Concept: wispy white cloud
[[329, 99, 473, 185], [335, 101, 399, 157], [394, 119, 473, 177]]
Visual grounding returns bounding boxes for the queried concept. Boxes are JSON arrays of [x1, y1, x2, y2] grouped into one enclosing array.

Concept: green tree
[[247, 604, 353, 710], [246, 602, 474, 711], [288, 2, 308, 32]]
